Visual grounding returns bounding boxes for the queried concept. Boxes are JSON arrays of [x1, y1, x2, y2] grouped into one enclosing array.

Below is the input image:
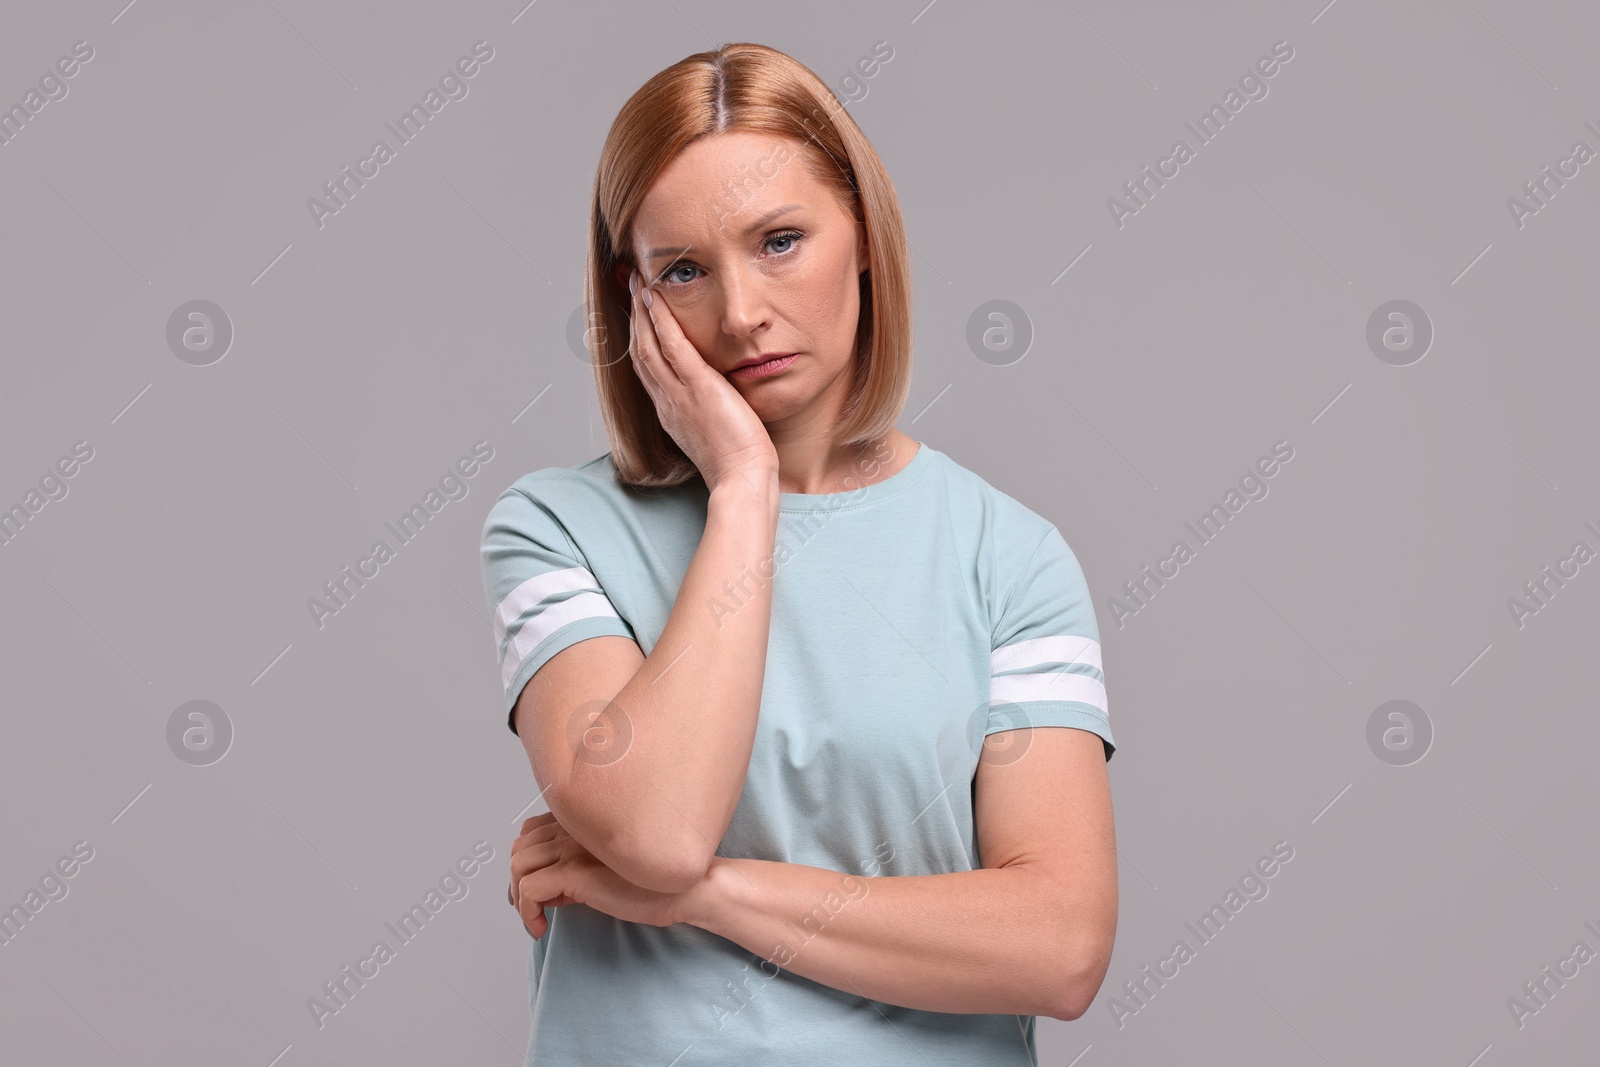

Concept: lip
[[728, 353, 798, 380]]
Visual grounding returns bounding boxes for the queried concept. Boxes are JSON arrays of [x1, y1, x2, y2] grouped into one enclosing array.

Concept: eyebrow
[[645, 203, 804, 261]]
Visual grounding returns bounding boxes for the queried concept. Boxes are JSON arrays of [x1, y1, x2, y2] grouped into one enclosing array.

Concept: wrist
[[709, 468, 779, 511]]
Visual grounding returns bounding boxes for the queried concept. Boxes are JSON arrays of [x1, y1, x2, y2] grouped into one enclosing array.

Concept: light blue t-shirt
[[479, 441, 1114, 1066]]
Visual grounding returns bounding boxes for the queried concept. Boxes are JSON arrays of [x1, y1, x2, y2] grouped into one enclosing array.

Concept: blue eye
[[655, 230, 805, 288], [764, 230, 804, 256]]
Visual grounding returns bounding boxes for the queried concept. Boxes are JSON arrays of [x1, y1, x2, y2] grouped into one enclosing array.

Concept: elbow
[[610, 830, 714, 896], [1049, 933, 1115, 1022], [632, 852, 711, 896], [1049, 969, 1103, 1022], [545, 784, 713, 895], [1051, 982, 1094, 1023]]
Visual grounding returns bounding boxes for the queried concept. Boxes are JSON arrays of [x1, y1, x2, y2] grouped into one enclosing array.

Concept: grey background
[[2, 0, 1597, 1064]]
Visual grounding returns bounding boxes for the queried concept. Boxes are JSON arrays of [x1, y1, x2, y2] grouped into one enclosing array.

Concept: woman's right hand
[[627, 269, 778, 495]]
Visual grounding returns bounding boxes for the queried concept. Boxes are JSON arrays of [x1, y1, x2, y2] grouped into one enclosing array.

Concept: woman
[[480, 41, 1118, 1065]]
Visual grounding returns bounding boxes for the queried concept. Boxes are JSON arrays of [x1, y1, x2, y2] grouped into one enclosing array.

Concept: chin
[[737, 383, 813, 422], [740, 394, 797, 422]]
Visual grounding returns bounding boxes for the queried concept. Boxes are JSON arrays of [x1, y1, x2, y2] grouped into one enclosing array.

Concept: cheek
[[651, 291, 716, 349], [783, 252, 861, 337], [656, 285, 710, 322]]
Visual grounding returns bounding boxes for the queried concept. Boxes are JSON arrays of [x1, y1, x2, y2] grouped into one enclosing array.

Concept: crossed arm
[[514, 723, 1118, 1022], [501, 477, 1117, 1021]]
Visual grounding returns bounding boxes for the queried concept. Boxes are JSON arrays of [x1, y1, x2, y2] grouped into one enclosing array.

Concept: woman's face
[[621, 130, 870, 425]]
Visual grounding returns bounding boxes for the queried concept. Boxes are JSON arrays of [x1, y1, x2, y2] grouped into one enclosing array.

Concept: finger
[[516, 868, 569, 921], [510, 838, 558, 880], [627, 314, 664, 396], [512, 886, 549, 939], [520, 812, 557, 835], [631, 277, 684, 388], [514, 819, 561, 849], [642, 283, 702, 379], [510, 828, 559, 867], [510, 874, 559, 941], [511, 877, 574, 915], [522, 895, 577, 940], [510, 837, 562, 886]]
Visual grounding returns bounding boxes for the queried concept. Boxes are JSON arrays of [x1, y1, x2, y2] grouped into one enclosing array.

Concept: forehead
[[633, 131, 832, 253]]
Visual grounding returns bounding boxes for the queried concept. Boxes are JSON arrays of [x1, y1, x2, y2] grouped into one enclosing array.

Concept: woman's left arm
[[675, 726, 1118, 1022]]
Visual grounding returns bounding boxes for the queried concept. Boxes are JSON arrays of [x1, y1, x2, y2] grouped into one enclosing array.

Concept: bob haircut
[[584, 42, 914, 488]]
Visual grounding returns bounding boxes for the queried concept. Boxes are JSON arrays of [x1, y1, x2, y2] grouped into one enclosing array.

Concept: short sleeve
[[480, 481, 637, 735], [988, 525, 1115, 761]]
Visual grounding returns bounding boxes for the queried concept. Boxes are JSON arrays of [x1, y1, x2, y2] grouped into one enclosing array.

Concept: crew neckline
[[777, 440, 935, 513]]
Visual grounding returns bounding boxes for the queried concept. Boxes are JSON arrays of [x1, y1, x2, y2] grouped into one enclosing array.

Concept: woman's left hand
[[507, 812, 688, 938]]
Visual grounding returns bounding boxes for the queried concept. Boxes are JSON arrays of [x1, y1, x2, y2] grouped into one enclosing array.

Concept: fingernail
[[629, 271, 639, 297], [642, 286, 654, 309]]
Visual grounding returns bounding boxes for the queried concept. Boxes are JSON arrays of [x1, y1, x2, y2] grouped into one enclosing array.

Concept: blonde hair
[[583, 42, 914, 487]]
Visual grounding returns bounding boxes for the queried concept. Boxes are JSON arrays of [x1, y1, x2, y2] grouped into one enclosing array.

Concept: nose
[[717, 264, 773, 341]]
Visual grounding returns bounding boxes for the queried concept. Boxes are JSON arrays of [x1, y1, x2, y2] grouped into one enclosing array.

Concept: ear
[[856, 219, 871, 277], [612, 262, 633, 290]]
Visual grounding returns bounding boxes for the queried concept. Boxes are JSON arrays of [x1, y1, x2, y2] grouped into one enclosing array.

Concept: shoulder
[[925, 446, 1094, 636], [479, 454, 631, 559], [481, 452, 627, 526], [491, 451, 616, 503], [927, 445, 1060, 555], [481, 452, 708, 560]]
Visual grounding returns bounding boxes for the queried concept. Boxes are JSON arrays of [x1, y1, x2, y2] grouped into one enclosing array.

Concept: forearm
[[564, 474, 780, 885], [677, 857, 1088, 1020]]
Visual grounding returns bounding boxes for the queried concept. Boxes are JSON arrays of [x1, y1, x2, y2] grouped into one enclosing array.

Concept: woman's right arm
[[513, 270, 782, 896], [513, 473, 778, 895]]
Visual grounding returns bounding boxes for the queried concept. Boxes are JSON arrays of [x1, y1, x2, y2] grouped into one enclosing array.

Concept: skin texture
[[507, 130, 1118, 1023]]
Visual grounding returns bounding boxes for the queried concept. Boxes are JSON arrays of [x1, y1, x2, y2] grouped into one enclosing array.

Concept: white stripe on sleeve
[[494, 568, 623, 692], [494, 566, 605, 649], [989, 634, 1108, 717], [989, 634, 1102, 675], [989, 672, 1108, 714]]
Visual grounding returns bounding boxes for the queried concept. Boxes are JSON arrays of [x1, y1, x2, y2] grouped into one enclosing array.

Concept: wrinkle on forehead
[[632, 133, 813, 264]]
